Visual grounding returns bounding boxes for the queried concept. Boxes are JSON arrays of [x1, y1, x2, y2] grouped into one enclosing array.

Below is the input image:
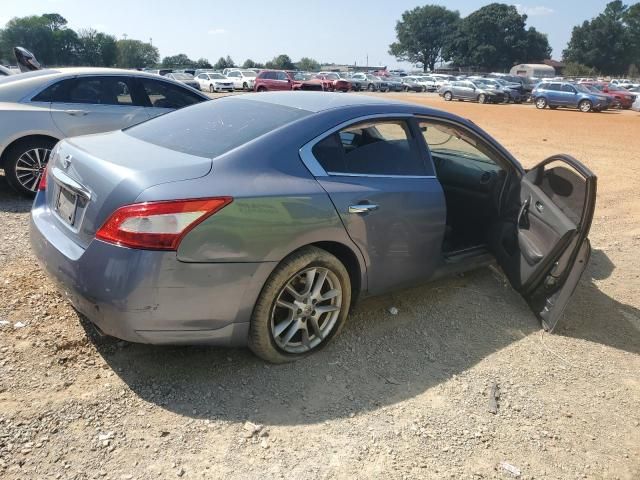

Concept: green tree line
[[0, 13, 324, 72], [390, 1, 640, 75]]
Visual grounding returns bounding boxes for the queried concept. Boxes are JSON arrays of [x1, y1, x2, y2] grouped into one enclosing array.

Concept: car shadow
[[84, 248, 638, 426], [0, 174, 32, 213]]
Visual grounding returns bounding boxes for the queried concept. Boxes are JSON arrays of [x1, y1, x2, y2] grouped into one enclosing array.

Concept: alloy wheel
[[270, 267, 342, 354], [536, 98, 547, 109], [14, 147, 51, 192]]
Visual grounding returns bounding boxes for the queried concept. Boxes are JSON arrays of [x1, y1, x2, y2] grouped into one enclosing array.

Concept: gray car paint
[[30, 92, 593, 346]]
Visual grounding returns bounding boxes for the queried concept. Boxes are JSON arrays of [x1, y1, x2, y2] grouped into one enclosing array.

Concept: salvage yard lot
[[1, 93, 639, 479]]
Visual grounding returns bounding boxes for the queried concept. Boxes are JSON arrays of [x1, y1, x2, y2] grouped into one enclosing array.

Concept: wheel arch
[[0, 133, 61, 168], [309, 240, 364, 305]]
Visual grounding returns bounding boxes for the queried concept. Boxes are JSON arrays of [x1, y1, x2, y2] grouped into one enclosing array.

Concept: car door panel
[[317, 176, 446, 294], [491, 154, 596, 331], [49, 76, 148, 137]]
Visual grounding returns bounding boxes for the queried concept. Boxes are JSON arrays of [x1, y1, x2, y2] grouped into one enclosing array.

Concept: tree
[[194, 58, 212, 69], [265, 54, 295, 70], [0, 15, 57, 65], [296, 57, 320, 71], [225, 55, 235, 68], [389, 5, 460, 72], [76, 29, 117, 67], [450, 3, 551, 70], [213, 56, 229, 70], [242, 58, 264, 69], [116, 39, 159, 68], [161, 53, 193, 68], [625, 2, 640, 67], [563, 1, 632, 74], [563, 61, 599, 77]]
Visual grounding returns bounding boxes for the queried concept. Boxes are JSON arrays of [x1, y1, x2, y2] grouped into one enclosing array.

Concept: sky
[[0, 0, 614, 69]]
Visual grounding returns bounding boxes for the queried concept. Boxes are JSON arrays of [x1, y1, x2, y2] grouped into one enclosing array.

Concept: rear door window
[[139, 78, 204, 109], [312, 120, 428, 176]]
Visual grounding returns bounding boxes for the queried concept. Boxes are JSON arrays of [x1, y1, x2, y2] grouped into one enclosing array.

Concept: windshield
[[608, 84, 626, 92], [210, 73, 226, 79], [125, 97, 311, 158], [293, 72, 313, 80], [172, 73, 193, 80], [240, 71, 257, 77]]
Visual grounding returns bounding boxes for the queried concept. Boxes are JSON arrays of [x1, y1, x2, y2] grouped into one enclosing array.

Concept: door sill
[[443, 244, 489, 261]]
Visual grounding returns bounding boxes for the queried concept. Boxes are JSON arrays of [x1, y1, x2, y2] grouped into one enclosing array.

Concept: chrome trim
[[51, 167, 92, 200], [348, 204, 379, 214], [298, 113, 414, 178], [327, 172, 436, 179]]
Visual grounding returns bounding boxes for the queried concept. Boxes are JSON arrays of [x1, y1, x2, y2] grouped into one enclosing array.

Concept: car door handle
[[64, 110, 89, 116], [348, 204, 379, 214]]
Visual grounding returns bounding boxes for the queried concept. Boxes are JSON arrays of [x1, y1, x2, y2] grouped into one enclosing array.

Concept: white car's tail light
[[96, 197, 232, 250]]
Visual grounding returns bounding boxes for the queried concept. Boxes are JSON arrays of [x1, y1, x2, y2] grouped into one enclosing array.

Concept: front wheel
[[478, 93, 487, 104], [535, 97, 548, 109], [242, 82, 248, 90], [443, 91, 453, 101], [367, 83, 375, 92], [209, 84, 215, 93], [579, 99, 593, 113], [5, 137, 57, 197], [248, 246, 351, 363]]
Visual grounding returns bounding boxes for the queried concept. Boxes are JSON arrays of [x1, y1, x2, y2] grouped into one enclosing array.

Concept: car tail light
[[38, 165, 48, 191], [96, 197, 232, 251]]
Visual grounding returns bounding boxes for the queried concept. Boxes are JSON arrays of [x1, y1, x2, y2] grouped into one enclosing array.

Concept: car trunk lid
[[46, 130, 213, 248]]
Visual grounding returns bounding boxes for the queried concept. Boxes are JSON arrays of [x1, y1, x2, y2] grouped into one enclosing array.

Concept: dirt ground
[[0, 93, 639, 480]]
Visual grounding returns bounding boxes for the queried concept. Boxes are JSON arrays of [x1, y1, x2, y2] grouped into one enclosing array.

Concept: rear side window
[[32, 79, 71, 102], [124, 97, 310, 158], [562, 84, 576, 93], [312, 120, 427, 176], [139, 78, 204, 109]]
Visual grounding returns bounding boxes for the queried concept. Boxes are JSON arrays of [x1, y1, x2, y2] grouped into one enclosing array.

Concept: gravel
[[0, 97, 639, 479]]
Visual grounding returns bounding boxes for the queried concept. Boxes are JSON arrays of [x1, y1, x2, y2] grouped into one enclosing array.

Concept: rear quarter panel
[[0, 103, 61, 163]]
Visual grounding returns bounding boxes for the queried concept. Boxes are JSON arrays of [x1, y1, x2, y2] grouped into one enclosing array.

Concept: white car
[[0, 68, 209, 195], [195, 72, 234, 93], [225, 70, 257, 91], [632, 95, 640, 112], [406, 75, 437, 92]]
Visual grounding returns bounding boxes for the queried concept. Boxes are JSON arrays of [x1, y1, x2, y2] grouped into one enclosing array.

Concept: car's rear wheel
[[579, 99, 593, 113], [257, 86, 267, 92], [443, 91, 453, 101], [4, 137, 57, 197], [248, 246, 351, 363], [535, 97, 547, 109], [478, 93, 487, 104]]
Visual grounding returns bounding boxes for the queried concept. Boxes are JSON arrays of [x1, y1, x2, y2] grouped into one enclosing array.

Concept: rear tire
[[535, 97, 548, 109], [4, 137, 57, 197], [248, 246, 351, 364], [443, 91, 453, 101], [257, 86, 267, 92], [579, 99, 593, 113], [367, 83, 375, 92]]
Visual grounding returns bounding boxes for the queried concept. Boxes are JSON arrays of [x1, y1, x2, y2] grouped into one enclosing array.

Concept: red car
[[583, 82, 636, 109], [254, 70, 323, 92], [314, 73, 352, 92]]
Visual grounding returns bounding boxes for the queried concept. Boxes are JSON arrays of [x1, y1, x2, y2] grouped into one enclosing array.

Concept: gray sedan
[[30, 92, 596, 363], [439, 80, 506, 104], [0, 68, 209, 195]]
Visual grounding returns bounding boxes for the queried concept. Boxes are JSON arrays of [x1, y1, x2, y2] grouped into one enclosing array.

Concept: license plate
[[56, 187, 78, 226]]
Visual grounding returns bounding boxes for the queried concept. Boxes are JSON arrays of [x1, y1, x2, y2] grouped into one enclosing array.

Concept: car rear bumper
[[30, 199, 276, 346]]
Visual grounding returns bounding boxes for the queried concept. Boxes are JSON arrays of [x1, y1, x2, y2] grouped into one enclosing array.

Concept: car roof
[[241, 91, 425, 114]]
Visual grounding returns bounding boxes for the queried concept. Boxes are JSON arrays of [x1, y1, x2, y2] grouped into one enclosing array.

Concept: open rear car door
[[491, 155, 597, 331]]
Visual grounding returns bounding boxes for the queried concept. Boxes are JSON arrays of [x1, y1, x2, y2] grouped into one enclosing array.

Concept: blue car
[[30, 92, 597, 362], [532, 81, 610, 112]]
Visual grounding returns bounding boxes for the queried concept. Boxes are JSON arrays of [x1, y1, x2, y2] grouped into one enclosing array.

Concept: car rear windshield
[[124, 97, 311, 158]]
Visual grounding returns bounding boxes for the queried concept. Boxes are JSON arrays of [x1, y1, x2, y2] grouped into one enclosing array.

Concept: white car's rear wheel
[[5, 137, 57, 197]]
